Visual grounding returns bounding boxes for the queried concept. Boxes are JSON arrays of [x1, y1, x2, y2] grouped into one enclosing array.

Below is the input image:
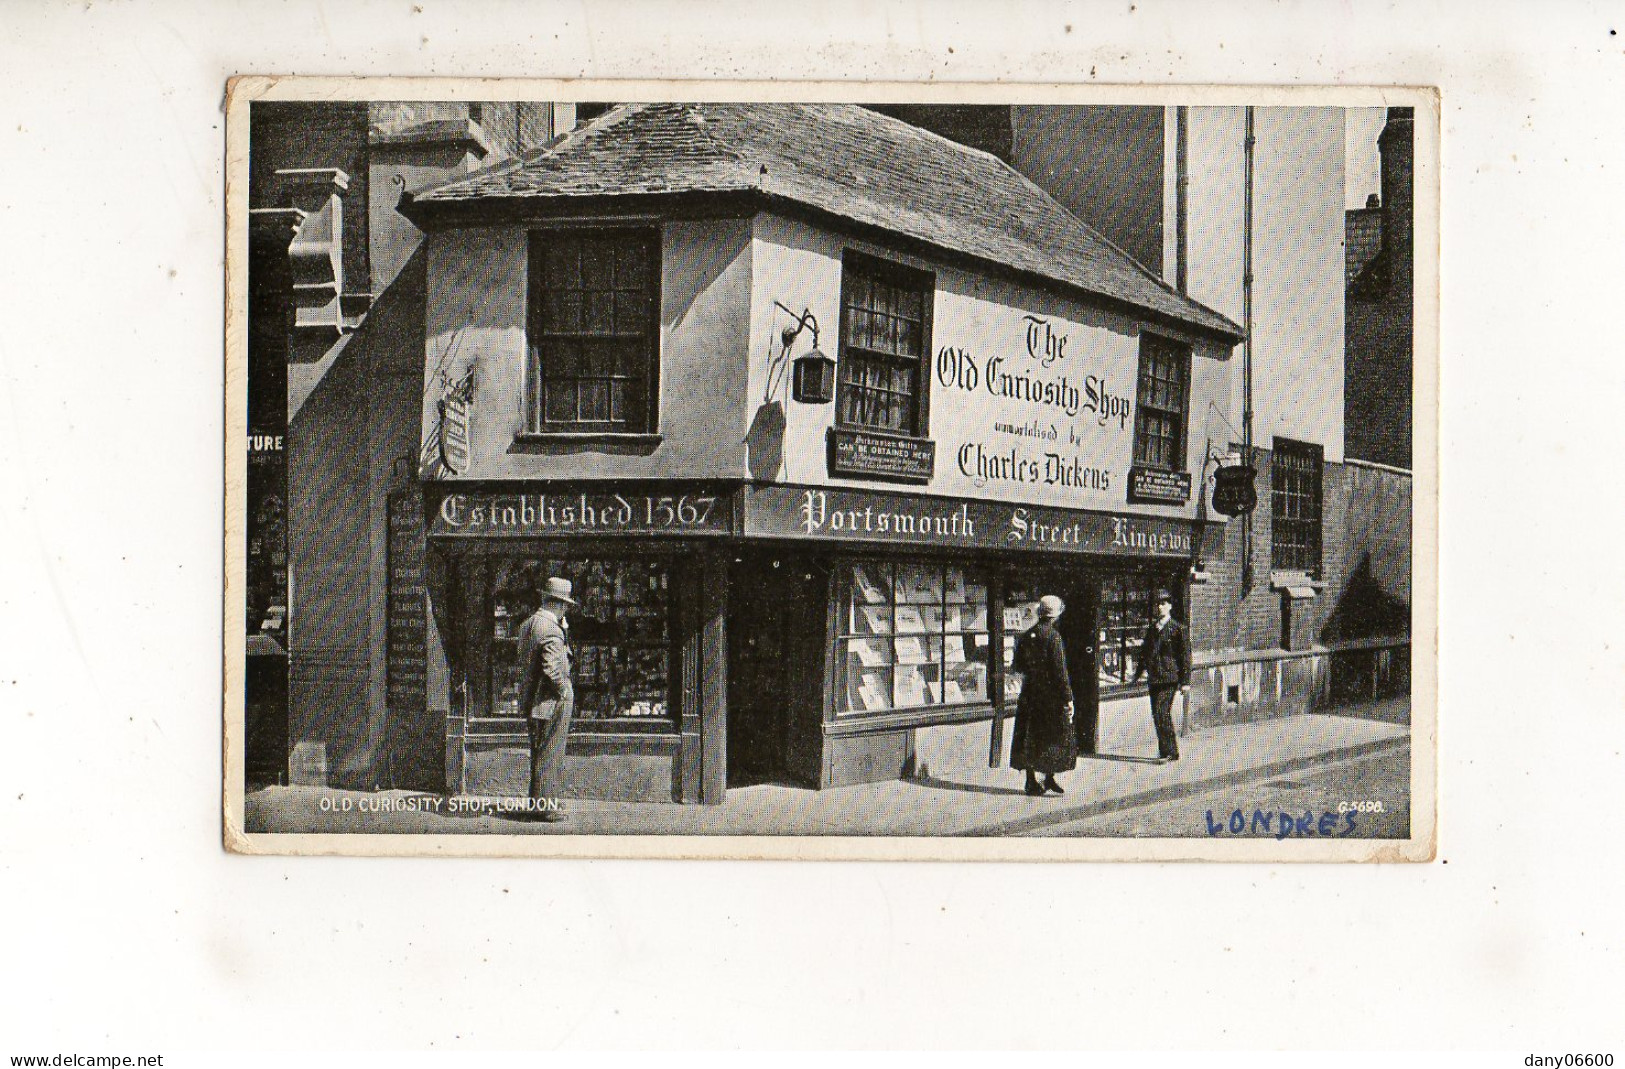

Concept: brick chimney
[[1377, 106, 1414, 295]]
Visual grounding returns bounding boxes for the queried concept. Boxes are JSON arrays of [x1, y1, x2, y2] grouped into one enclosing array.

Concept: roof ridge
[[844, 103, 1014, 170], [404, 103, 653, 202], [679, 102, 752, 169], [997, 161, 1193, 309]]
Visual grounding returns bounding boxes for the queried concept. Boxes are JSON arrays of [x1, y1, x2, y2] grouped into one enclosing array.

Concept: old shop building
[[392, 102, 1248, 801]]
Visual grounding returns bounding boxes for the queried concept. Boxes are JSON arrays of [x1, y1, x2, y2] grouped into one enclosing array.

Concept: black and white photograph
[[11, 0, 1625, 1060], [228, 84, 1435, 858]]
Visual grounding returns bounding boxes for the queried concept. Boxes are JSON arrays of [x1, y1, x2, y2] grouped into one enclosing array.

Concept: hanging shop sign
[[746, 485, 1194, 557], [1127, 466, 1193, 505], [429, 486, 735, 538], [437, 369, 474, 475], [1211, 463, 1258, 517], [827, 428, 935, 483]]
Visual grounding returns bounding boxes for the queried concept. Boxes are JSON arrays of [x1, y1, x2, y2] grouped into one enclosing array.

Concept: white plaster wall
[[750, 212, 1230, 521], [423, 218, 753, 481]]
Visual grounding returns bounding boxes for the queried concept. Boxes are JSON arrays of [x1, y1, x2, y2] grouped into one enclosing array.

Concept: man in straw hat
[[516, 576, 578, 821]]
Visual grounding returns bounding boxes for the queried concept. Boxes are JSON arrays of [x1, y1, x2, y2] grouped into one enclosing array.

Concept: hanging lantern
[[1212, 463, 1258, 517], [792, 347, 836, 405]]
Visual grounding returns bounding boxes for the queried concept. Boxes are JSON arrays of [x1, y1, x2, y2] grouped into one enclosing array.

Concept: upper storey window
[[836, 253, 934, 437], [1132, 333, 1191, 472], [526, 229, 658, 435]]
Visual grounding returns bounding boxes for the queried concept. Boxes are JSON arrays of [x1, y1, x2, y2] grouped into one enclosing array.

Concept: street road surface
[[1030, 747, 1411, 838]]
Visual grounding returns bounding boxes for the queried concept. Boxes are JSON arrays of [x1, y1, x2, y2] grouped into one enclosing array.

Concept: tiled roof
[[407, 103, 1242, 341]]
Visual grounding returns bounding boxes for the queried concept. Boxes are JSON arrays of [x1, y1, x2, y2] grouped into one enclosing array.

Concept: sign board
[[429, 487, 735, 538], [438, 396, 471, 475], [1127, 466, 1193, 505], [1211, 463, 1258, 516], [746, 484, 1195, 558], [386, 491, 428, 716], [827, 428, 935, 483]]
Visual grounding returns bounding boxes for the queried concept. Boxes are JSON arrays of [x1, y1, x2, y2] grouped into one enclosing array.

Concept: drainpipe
[[1175, 106, 1189, 295], [1240, 106, 1256, 595]]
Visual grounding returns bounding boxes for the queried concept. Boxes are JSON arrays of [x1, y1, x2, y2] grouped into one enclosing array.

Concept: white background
[[2, 0, 1622, 1053]]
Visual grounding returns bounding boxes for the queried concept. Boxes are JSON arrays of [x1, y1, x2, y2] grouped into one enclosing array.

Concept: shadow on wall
[[288, 246, 428, 791], [1321, 552, 1410, 643], [745, 400, 786, 481]]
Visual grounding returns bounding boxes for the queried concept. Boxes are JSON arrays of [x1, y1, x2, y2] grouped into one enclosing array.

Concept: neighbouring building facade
[[890, 102, 1412, 731], [247, 99, 1414, 804], [245, 100, 577, 787]]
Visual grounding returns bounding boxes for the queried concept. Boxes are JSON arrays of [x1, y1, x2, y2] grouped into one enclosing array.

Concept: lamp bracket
[[773, 300, 821, 351]]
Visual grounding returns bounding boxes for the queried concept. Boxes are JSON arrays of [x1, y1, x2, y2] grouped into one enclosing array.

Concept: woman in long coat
[[1010, 594, 1078, 795]]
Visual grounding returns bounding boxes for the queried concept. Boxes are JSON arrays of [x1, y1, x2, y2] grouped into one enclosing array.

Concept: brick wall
[[1184, 449, 1402, 726], [1185, 449, 1410, 728], [1345, 204, 1382, 284], [1345, 297, 1413, 469], [1193, 447, 1354, 655], [1345, 108, 1413, 470]]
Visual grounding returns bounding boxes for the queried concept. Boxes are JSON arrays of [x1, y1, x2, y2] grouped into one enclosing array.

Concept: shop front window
[[490, 558, 672, 723], [1000, 588, 1043, 704], [1003, 572, 1175, 692], [836, 560, 989, 716], [1097, 573, 1159, 686]]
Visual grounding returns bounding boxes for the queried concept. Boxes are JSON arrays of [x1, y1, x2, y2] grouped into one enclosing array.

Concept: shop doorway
[[1050, 578, 1101, 755], [726, 553, 817, 786]]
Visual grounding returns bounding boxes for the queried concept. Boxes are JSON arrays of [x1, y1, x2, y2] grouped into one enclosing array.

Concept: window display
[[1004, 572, 1175, 690], [489, 557, 672, 722], [1001, 587, 1044, 702], [837, 560, 990, 715], [1096, 573, 1152, 685]]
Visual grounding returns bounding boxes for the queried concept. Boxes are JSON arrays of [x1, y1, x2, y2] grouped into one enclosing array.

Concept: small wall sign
[[828, 428, 935, 484], [1127, 466, 1192, 505], [1211, 463, 1258, 516]]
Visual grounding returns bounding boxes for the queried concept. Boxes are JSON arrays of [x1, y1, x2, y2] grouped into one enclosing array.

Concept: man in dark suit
[[517, 576, 577, 821], [1132, 588, 1190, 763]]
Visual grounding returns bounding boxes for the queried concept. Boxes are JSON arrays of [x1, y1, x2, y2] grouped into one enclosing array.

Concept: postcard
[[225, 77, 1436, 861]]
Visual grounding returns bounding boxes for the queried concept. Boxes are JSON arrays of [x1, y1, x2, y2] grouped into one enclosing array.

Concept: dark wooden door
[[1054, 575, 1101, 755], [726, 555, 794, 786]]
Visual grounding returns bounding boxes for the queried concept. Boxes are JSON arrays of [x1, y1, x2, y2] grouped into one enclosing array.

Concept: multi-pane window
[[837, 255, 932, 436], [837, 561, 990, 715], [1003, 573, 1171, 693], [490, 558, 672, 723], [1271, 438, 1324, 577], [1133, 334, 1190, 470], [527, 229, 657, 433], [1097, 573, 1163, 686]]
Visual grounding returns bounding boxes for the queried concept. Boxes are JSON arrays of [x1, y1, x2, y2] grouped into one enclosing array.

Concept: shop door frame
[[725, 551, 812, 788], [1005, 562, 1103, 758]]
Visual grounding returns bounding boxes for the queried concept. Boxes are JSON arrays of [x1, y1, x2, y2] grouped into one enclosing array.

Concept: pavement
[[1027, 746, 1411, 838], [242, 696, 1412, 839]]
